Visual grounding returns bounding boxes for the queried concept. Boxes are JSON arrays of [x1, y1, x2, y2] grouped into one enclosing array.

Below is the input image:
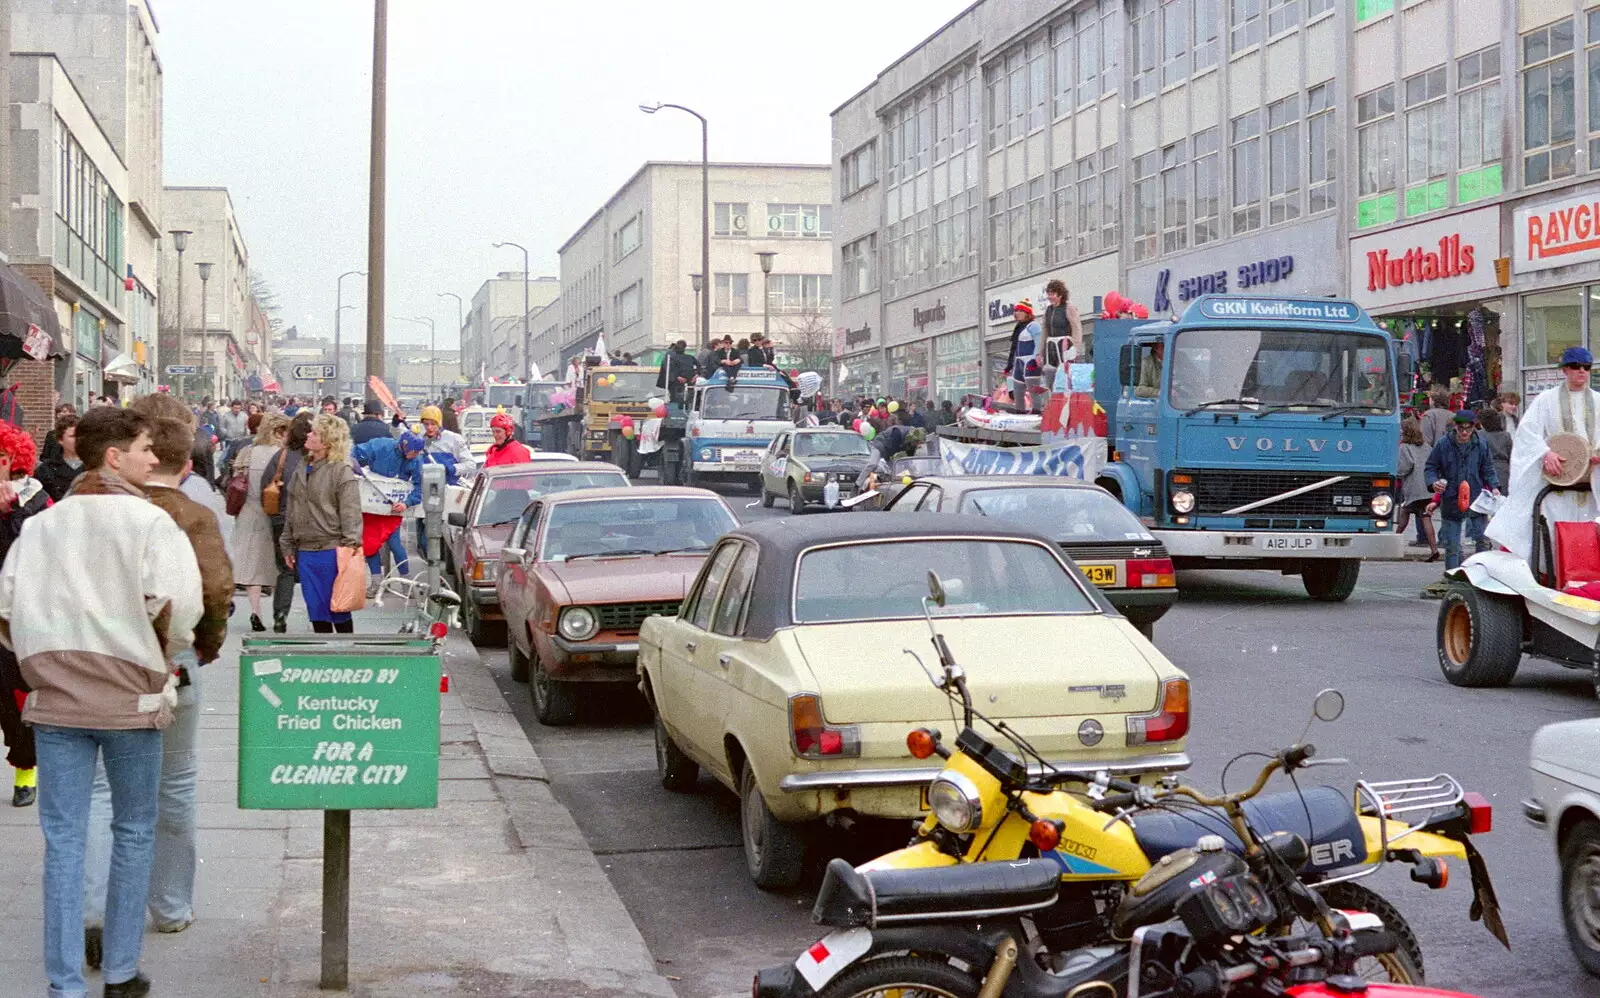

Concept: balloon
[[619, 414, 634, 428], [621, 424, 636, 439], [653, 404, 668, 418], [888, 401, 900, 413], [1104, 290, 1124, 314], [1131, 304, 1150, 319], [852, 418, 862, 432], [901, 475, 913, 485], [789, 369, 800, 378], [862, 424, 877, 441], [647, 396, 663, 409]]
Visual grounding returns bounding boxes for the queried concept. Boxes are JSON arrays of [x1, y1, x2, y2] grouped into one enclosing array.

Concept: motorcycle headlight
[[1370, 493, 1394, 516], [927, 773, 984, 833], [1171, 490, 1196, 514], [558, 606, 599, 641]]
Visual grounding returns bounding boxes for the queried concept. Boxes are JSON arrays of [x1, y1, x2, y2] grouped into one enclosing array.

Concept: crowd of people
[[0, 385, 490, 997]]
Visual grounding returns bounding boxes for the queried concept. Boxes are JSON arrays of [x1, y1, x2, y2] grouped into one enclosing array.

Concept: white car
[[1528, 718, 1600, 976]]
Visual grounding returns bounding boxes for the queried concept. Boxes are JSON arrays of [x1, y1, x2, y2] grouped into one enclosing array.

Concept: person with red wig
[[0, 420, 50, 807], [483, 412, 532, 467]]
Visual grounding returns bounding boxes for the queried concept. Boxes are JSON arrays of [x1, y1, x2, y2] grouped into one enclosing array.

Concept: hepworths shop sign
[[1515, 191, 1600, 273]]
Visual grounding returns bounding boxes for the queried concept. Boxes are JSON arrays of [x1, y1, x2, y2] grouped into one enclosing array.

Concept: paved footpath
[[1, 599, 675, 997]]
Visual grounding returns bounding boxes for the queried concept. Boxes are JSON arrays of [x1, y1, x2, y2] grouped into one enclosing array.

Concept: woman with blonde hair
[[229, 413, 290, 630], [281, 414, 362, 633]]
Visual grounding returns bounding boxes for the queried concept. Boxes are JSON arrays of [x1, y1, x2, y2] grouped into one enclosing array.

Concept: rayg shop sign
[[1515, 191, 1600, 273], [1347, 207, 1500, 311]]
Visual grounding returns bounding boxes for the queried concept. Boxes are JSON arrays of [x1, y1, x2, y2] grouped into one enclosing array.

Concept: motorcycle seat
[[1131, 785, 1365, 874], [812, 857, 1060, 928]]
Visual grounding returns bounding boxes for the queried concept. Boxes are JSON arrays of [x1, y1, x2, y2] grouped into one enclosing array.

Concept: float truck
[[1091, 295, 1406, 601], [654, 367, 794, 491]]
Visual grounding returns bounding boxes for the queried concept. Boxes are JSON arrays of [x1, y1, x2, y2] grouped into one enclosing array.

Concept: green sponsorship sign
[[239, 646, 440, 809]]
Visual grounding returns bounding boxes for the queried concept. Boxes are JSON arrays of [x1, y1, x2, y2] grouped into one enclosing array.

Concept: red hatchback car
[[495, 486, 739, 725]]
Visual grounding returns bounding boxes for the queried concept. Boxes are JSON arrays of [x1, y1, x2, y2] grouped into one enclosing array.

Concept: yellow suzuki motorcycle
[[866, 573, 1507, 983]]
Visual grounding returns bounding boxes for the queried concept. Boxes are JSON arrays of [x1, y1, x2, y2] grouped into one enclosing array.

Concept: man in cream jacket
[[0, 406, 203, 998]]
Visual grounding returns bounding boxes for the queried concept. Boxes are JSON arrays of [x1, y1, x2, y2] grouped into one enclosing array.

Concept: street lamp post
[[492, 241, 530, 379], [438, 291, 464, 380], [167, 229, 191, 396], [640, 102, 709, 349], [757, 251, 777, 342], [335, 270, 365, 395], [690, 274, 703, 343], [196, 261, 214, 399]]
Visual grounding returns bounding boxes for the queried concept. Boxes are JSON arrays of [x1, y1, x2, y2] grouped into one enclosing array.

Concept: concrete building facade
[[550, 161, 834, 373], [462, 272, 557, 384], [833, 0, 1600, 406], [162, 187, 251, 401]]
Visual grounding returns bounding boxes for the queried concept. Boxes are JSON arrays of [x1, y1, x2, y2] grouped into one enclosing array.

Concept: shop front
[[1126, 215, 1340, 317], [982, 254, 1117, 394], [1511, 186, 1600, 400], [1348, 205, 1505, 407], [874, 278, 980, 404], [834, 320, 881, 401]]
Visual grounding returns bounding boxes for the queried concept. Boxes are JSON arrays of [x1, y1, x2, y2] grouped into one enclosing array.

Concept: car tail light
[[1464, 791, 1492, 835], [1127, 678, 1189, 746], [789, 694, 861, 759], [803, 472, 813, 483], [1126, 557, 1176, 589]]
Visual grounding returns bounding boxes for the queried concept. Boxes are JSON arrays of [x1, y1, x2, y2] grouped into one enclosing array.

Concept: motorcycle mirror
[[1312, 688, 1345, 723], [926, 571, 947, 608]]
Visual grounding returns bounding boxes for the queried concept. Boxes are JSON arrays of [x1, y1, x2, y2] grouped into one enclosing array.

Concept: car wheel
[[654, 713, 699, 793], [1302, 558, 1360, 601], [1562, 820, 1600, 977], [746, 479, 762, 494], [1436, 584, 1522, 688], [739, 759, 806, 890], [760, 481, 776, 508], [507, 627, 530, 683], [529, 645, 578, 726], [788, 482, 808, 515], [1128, 615, 1156, 641]]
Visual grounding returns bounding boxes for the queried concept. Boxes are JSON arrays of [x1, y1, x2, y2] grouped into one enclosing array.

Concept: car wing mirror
[[447, 512, 466, 527], [926, 571, 946, 608], [501, 546, 526, 564]]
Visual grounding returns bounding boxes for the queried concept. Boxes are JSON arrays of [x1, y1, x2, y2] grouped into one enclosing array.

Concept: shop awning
[[0, 261, 64, 361], [103, 352, 140, 383]]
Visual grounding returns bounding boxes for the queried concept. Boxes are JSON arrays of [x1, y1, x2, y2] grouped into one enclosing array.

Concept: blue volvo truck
[[1089, 296, 1406, 601]]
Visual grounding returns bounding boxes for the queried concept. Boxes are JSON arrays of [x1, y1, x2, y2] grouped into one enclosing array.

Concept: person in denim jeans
[[1421, 411, 1500, 596], [82, 411, 234, 969], [0, 408, 204, 998]]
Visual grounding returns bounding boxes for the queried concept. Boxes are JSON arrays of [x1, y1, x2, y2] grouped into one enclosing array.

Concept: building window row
[[714, 273, 748, 313], [884, 62, 981, 300], [713, 201, 831, 238], [840, 235, 876, 299], [614, 282, 642, 329], [841, 142, 877, 198], [1522, 16, 1576, 187], [766, 274, 833, 314], [53, 116, 124, 311]]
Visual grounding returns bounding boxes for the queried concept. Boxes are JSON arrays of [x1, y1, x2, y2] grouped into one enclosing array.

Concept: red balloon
[[789, 369, 800, 378], [852, 418, 862, 432], [619, 414, 634, 428], [1104, 290, 1124, 314], [1131, 304, 1150, 319]]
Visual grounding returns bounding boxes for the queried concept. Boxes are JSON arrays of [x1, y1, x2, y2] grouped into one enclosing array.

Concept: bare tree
[[774, 305, 834, 374], [250, 273, 285, 336]]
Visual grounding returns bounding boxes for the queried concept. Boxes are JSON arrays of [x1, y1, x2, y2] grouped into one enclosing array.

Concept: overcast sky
[[156, 0, 970, 350]]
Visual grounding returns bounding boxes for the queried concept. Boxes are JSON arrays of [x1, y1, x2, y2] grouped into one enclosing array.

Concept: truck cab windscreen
[[588, 372, 657, 402], [1166, 328, 1394, 414], [698, 386, 791, 420]]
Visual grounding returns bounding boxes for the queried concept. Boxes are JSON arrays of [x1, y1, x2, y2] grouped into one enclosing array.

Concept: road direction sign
[[238, 640, 440, 809], [165, 364, 199, 375], [294, 364, 336, 380]]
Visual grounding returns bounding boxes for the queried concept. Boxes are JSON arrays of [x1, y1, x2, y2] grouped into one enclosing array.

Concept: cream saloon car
[[637, 514, 1192, 889]]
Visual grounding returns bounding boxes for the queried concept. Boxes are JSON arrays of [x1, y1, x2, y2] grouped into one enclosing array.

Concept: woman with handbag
[[228, 414, 288, 631], [281, 414, 363, 634], [260, 412, 311, 632]]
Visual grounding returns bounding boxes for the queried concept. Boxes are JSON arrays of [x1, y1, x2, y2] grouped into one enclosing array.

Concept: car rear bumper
[[1104, 588, 1178, 617], [466, 584, 500, 612], [776, 750, 1190, 793], [1155, 529, 1402, 559], [543, 634, 641, 680]]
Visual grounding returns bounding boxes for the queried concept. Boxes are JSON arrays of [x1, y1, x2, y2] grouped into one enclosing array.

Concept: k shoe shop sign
[[1347, 206, 1501, 311]]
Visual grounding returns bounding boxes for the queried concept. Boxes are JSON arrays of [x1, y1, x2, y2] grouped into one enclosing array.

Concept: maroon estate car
[[446, 461, 630, 643]]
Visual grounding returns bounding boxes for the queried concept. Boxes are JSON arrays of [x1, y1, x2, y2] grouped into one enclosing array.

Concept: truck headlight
[[927, 773, 984, 833], [1171, 490, 1196, 514], [558, 606, 599, 641], [1370, 493, 1394, 516]]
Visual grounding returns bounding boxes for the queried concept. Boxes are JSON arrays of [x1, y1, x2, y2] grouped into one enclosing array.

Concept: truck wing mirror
[[1396, 353, 1413, 389], [1119, 344, 1135, 388]]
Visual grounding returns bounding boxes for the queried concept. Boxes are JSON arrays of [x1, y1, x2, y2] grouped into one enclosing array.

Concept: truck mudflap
[[1155, 529, 1403, 560]]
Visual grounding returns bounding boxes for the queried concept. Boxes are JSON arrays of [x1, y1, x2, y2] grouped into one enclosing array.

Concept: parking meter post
[[320, 808, 351, 990], [421, 463, 446, 565]]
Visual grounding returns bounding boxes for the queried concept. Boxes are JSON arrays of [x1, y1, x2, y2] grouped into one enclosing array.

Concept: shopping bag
[[330, 546, 367, 614]]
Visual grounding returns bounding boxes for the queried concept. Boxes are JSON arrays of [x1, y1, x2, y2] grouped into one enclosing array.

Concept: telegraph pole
[[363, 0, 387, 399]]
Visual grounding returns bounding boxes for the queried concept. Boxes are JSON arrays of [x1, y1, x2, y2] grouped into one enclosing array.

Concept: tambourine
[[1544, 432, 1594, 487]]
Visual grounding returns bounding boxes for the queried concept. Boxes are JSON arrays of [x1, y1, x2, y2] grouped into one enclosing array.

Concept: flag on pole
[[593, 333, 609, 364]]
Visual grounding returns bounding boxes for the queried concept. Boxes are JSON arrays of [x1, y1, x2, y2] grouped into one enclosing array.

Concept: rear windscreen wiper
[[562, 548, 654, 561]]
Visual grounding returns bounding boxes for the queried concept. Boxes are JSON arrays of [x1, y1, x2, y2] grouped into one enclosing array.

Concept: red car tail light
[[1127, 678, 1189, 746], [1125, 557, 1176, 589], [789, 694, 861, 759]]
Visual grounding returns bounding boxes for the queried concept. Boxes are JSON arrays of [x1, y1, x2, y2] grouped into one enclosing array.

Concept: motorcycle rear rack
[[1315, 774, 1464, 888]]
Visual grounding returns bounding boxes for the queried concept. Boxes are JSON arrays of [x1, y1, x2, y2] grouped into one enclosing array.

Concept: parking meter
[[421, 463, 446, 565]]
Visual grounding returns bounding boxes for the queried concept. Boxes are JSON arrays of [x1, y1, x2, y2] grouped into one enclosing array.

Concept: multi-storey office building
[[835, 0, 1600, 404]]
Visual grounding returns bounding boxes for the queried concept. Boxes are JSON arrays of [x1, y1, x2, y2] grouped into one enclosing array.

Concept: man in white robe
[[1485, 346, 1600, 562]]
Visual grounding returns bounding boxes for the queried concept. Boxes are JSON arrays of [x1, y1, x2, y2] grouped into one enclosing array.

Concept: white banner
[[357, 471, 414, 516], [938, 436, 1107, 480]]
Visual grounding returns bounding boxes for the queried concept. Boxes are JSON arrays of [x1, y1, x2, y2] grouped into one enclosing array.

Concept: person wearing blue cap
[[1422, 411, 1499, 587], [1486, 345, 1600, 561], [352, 429, 426, 581]]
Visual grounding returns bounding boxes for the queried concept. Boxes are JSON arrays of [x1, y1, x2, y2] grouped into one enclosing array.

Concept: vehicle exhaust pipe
[[976, 935, 1018, 998]]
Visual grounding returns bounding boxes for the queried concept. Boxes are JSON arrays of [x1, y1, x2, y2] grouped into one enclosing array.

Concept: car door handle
[[717, 653, 731, 668], [685, 640, 697, 652]]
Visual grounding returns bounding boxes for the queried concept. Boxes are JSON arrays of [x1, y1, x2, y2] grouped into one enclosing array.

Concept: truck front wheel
[[1302, 558, 1360, 602]]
